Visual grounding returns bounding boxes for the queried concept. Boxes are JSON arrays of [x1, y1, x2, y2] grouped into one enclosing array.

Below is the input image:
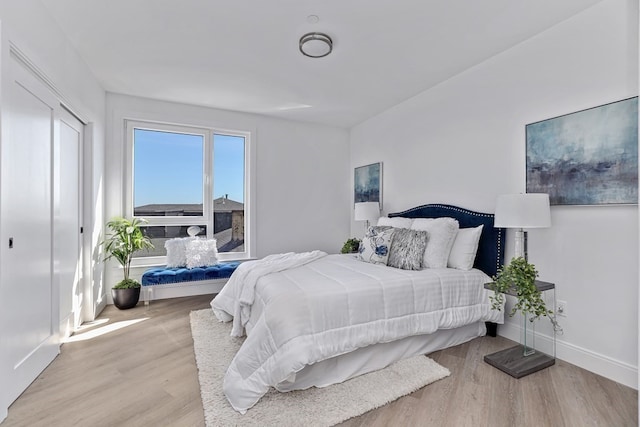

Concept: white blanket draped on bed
[[211, 253, 503, 414], [211, 250, 328, 336]]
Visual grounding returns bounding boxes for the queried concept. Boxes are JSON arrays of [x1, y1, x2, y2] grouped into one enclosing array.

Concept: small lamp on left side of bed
[[354, 202, 380, 234]]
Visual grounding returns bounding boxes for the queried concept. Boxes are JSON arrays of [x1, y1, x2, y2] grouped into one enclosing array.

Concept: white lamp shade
[[494, 193, 551, 229], [354, 202, 380, 222]]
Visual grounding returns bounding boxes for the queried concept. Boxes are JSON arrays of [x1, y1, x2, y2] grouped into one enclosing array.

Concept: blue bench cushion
[[141, 261, 240, 286]]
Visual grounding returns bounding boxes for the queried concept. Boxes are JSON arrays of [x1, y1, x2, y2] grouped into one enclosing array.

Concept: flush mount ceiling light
[[299, 32, 333, 58]]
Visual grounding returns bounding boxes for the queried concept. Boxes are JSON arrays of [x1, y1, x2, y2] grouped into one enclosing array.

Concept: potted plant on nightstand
[[340, 238, 361, 254], [102, 217, 154, 309], [488, 257, 551, 320]]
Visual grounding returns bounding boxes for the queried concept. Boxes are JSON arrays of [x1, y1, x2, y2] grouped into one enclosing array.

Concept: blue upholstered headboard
[[388, 204, 505, 277]]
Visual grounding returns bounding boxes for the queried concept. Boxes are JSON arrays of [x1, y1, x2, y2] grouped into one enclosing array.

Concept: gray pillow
[[387, 228, 428, 270]]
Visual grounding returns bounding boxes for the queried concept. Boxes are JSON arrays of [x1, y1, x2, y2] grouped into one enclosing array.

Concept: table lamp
[[494, 193, 551, 261], [354, 202, 380, 233]]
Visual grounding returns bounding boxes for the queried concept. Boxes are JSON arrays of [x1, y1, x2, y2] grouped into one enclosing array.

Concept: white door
[[0, 54, 60, 417], [56, 108, 83, 339]]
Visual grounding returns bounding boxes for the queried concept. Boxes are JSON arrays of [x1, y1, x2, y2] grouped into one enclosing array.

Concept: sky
[[134, 129, 245, 207]]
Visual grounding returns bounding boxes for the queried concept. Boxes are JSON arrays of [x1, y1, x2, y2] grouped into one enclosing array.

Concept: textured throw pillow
[[165, 237, 195, 268], [448, 225, 484, 270], [410, 218, 460, 268], [358, 226, 395, 265], [387, 228, 429, 270], [185, 238, 219, 269], [377, 216, 413, 229]]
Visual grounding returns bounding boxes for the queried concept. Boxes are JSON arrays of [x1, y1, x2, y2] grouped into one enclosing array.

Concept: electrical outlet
[[556, 300, 568, 317]]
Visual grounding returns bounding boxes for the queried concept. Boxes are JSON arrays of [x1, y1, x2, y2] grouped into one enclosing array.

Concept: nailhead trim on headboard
[[392, 204, 494, 218]]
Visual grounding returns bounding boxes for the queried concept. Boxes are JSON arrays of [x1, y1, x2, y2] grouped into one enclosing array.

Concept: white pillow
[[377, 216, 413, 229], [164, 237, 195, 268], [410, 218, 459, 268], [448, 225, 484, 270], [185, 238, 219, 269]]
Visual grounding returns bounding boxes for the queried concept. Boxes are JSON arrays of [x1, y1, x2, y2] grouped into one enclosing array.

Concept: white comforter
[[212, 250, 328, 336], [212, 253, 503, 413]]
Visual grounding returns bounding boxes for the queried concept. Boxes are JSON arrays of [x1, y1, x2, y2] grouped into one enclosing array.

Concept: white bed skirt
[[275, 321, 486, 392]]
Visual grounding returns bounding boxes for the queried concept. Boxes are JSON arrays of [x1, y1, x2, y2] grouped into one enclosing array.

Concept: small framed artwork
[[354, 162, 382, 207], [526, 97, 638, 205]]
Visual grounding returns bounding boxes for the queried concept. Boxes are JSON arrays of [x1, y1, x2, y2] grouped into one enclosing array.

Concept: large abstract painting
[[354, 162, 382, 206], [526, 97, 638, 205]]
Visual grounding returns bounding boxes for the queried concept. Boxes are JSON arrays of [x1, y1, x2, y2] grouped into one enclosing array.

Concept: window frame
[[124, 119, 253, 265]]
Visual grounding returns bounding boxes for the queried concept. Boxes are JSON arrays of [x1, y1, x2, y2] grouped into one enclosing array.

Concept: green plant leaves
[[101, 217, 154, 281], [487, 257, 552, 321], [341, 238, 361, 254]]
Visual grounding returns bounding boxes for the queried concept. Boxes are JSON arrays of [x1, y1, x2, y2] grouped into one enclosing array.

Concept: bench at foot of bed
[[141, 261, 240, 304]]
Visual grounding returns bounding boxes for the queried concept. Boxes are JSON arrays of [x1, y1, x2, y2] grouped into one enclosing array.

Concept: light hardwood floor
[[3, 295, 637, 426]]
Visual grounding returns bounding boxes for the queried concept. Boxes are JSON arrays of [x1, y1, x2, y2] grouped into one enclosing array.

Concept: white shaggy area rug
[[190, 309, 450, 427]]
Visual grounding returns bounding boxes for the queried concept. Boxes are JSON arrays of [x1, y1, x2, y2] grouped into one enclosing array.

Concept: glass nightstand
[[483, 280, 557, 378]]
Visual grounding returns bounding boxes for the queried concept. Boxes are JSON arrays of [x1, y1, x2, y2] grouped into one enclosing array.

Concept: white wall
[[0, 4, 106, 318], [350, 0, 638, 388], [105, 93, 350, 291]]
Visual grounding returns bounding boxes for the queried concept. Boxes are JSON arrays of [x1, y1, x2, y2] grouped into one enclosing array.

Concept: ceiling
[[39, 0, 602, 128]]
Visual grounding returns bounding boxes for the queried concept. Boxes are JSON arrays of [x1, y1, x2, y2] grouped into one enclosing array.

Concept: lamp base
[[514, 229, 528, 261]]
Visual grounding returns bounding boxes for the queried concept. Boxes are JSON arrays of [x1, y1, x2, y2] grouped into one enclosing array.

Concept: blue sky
[[134, 129, 245, 206]]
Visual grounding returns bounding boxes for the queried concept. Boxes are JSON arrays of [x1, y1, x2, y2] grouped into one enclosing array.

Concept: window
[[134, 128, 204, 216], [213, 134, 245, 253], [125, 120, 251, 262]]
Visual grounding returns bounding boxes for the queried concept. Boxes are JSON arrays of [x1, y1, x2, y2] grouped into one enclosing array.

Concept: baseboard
[[141, 279, 227, 303], [1, 405, 7, 423], [96, 295, 107, 318], [59, 315, 73, 341], [498, 322, 638, 390]]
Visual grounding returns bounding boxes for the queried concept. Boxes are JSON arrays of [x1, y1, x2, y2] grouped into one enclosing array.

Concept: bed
[[211, 204, 506, 413]]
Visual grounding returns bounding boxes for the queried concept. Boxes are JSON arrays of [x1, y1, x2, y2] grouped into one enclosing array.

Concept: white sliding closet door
[[0, 54, 60, 416], [56, 108, 83, 339]]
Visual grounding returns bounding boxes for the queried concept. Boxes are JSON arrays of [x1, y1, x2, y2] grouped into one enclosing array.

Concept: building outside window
[[125, 120, 250, 262]]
